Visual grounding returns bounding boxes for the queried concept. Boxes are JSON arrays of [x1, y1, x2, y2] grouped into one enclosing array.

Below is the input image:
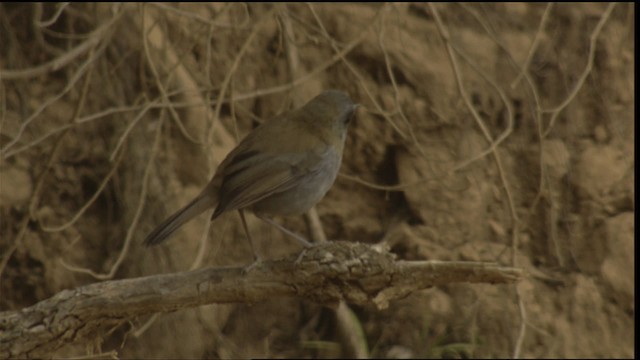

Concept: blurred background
[[0, 3, 634, 358]]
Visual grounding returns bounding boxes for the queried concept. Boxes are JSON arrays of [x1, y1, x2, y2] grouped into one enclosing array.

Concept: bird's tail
[[143, 193, 217, 247]]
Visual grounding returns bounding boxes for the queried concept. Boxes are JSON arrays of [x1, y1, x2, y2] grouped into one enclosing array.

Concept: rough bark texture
[[0, 242, 521, 358]]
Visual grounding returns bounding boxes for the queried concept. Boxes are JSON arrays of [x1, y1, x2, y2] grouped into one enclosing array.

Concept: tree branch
[[0, 241, 522, 358]]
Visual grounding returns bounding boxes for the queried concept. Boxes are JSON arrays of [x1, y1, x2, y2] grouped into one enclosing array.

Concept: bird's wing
[[211, 148, 323, 219]]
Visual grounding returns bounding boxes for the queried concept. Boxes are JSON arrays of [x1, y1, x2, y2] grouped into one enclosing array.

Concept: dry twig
[[60, 110, 166, 280], [428, 3, 524, 357], [0, 241, 522, 358], [542, 3, 616, 137]]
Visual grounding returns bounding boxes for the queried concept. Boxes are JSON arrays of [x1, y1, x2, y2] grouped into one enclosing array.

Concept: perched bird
[[143, 90, 357, 250]]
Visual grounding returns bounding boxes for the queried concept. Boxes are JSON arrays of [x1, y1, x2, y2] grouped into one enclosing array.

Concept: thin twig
[[35, 2, 71, 28], [142, 4, 202, 145], [0, 49, 98, 283], [542, 3, 616, 137], [32, 3, 65, 56], [0, 10, 120, 80], [511, 3, 554, 88], [109, 100, 158, 161], [0, 41, 109, 155], [513, 286, 528, 359], [377, 8, 428, 158], [150, 3, 250, 29], [2, 103, 146, 160], [227, 28, 367, 102], [39, 144, 125, 232], [428, 3, 525, 358], [207, 9, 273, 146], [307, 3, 409, 140], [60, 110, 165, 280]]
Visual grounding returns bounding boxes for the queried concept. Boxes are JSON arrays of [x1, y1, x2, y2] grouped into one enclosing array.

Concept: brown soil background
[[0, 3, 634, 358]]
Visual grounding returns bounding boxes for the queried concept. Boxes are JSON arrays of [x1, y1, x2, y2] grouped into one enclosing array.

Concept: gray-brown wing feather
[[211, 149, 323, 219]]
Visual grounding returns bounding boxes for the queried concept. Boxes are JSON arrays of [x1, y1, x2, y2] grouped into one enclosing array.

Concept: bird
[[143, 89, 358, 252]]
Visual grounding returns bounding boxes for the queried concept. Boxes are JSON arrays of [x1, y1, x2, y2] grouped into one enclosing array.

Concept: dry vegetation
[[0, 3, 634, 358]]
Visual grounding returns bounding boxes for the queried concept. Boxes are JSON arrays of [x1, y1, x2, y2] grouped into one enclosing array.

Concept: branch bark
[[0, 241, 522, 358]]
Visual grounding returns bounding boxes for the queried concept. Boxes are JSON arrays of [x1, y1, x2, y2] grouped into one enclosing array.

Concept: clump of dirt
[[0, 3, 634, 358]]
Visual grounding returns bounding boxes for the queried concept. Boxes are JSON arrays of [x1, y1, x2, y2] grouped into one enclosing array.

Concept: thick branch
[[0, 242, 522, 357]]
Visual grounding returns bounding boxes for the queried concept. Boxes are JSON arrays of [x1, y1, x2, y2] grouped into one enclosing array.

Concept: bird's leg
[[238, 210, 260, 269], [255, 214, 313, 248]]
